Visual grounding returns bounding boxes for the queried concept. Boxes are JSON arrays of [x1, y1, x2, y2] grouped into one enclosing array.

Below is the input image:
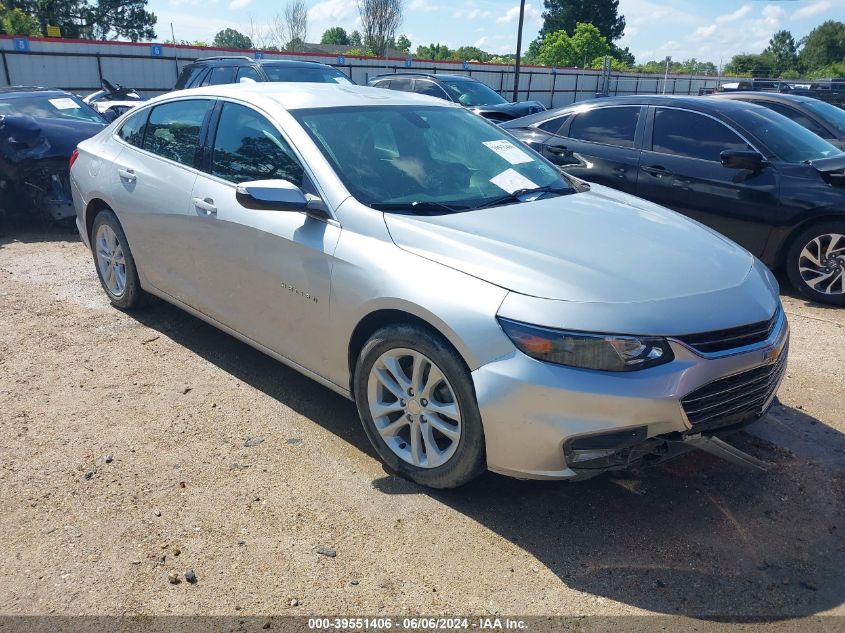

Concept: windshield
[[802, 99, 845, 136], [293, 105, 572, 211], [728, 105, 840, 163], [263, 65, 353, 84], [440, 79, 508, 107], [0, 94, 103, 123]]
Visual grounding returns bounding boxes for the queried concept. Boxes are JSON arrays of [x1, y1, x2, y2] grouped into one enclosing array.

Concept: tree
[[611, 44, 634, 67], [455, 46, 490, 62], [415, 43, 452, 61], [358, 0, 403, 57], [539, 0, 625, 42], [724, 52, 775, 77], [349, 29, 362, 46], [396, 33, 411, 53], [321, 26, 349, 45], [6, 0, 156, 40], [765, 30, 799, 77], [800, 21, 845, 72], [0, 2, 40, 35], [282, 0, 308, 50], [213, 28, 253, 49], [536, 22, 612, 67]]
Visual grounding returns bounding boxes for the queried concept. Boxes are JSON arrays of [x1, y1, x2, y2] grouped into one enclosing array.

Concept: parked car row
[[71, 82, 792, 490]]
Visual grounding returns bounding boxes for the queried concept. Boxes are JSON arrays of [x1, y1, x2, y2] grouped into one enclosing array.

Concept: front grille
[[681, 345, 788, 433], [675, 308, 780, 354]]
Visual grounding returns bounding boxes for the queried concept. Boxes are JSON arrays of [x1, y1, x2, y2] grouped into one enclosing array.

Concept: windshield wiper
[[370, 200, 468, 215], [471, 185, 573, 211]]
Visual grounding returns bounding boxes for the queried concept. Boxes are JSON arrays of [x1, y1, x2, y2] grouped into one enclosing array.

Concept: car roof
[[190, 57, 333, 68], [712, 91, 815, 104], [371, 72, 475, 82], [155, 82, 458, 110], [0, 86, 73, 97]]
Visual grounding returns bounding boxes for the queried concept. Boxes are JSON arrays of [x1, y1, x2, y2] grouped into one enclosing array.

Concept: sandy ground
[[0, 227, 843, 624]]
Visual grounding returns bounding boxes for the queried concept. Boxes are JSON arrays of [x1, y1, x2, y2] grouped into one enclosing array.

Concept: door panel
[[637, 107, 780, 256], [187, 101, 340, 369]]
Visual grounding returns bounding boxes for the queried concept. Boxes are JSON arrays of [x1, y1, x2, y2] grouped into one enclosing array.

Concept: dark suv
[[367, 73, 544, 122], [174, 56, 355, 90]]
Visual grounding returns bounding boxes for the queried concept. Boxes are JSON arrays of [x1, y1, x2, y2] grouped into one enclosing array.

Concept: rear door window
[[142, 99, 210, 167], [203, 66, 236, 86], [389, 78, 412, 92], [235, 66, 262, 83], [652, 108, 750, 161], [177, 65, 206, 89], [569, 107, 640, 148], [413, 80, 449, 100]]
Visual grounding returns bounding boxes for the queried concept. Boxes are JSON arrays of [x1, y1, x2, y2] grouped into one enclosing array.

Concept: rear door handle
[[642, 165, 672, 178], [117, 168, 136, 182], [192, 197, 217, 215]]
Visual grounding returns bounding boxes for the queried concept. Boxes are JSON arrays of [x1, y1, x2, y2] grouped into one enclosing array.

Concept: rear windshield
[[262, 65, 353, 84], [0, 94, 103, 123], [728, 106, 841, 163], [802, 98, 845, 136]]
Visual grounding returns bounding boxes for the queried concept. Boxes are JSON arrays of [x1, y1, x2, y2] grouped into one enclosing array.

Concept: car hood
[[470, 101, 545, 120], [384, 184, 754, 304]]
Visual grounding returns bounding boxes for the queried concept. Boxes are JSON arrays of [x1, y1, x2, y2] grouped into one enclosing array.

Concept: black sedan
[[502, 96, 845, 305], [367, 73, 545, 122], [711, 92, 845, 150], [0, 87, 106, 226]]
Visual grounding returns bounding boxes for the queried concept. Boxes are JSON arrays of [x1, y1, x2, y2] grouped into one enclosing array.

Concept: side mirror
[[721, 150, 767, 171], [236, 179, 308, 212]]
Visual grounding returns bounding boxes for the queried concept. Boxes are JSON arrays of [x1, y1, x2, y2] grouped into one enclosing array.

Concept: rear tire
[[91, 209, 146, 310], [786, 221, 845, 306], [353, 324, 486, 489]]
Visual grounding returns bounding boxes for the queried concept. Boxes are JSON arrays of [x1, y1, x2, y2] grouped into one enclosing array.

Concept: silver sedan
[[70, 83, 788, 488]]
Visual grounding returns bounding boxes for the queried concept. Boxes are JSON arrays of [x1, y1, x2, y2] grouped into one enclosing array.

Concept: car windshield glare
[[729, 106, 841, 163], [292, 105, 572, 211], [802, 99, 845, 136], [0, 95, 103, 123], [440, 79, 508, 107], [262, 66, 352, 84]]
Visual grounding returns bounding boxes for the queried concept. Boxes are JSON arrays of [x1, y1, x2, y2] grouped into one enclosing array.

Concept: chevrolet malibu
[[70, 84, 789, 488]]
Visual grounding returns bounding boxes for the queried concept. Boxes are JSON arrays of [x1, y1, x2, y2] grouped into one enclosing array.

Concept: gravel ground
[[0, 227, 843, 624]]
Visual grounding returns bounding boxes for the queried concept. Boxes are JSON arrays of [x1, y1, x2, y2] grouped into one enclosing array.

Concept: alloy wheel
[[95, 224, 127, 298], [798, 233, 845, 296], [367, 348, 462, 469]]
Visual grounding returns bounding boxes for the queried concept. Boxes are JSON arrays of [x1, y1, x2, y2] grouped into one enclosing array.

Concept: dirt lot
[[1, 227, 843, 624]]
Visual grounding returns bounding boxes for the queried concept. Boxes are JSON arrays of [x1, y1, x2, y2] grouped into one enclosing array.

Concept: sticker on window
[[49, 98, 81, 110], [482, 140, 533, 165], [490, 168, 539, 194]]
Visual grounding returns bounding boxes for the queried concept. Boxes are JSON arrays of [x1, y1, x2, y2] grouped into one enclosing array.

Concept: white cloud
[[455, 8, 492, 19], [409, 0, 443, 12], [715, 4, 752, 24], [310, 0, 358, 22], [474, 36, 488, 47], [228, 0, 250, 8], [496, 3, 541, 25], [793, 0, 833, 20], [694, 24, 717, 38]]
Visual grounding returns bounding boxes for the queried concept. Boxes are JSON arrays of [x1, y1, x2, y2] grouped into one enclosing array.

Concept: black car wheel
[[786, 221, 845, 306]]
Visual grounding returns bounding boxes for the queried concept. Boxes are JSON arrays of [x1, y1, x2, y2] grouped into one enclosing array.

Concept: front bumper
[[472, 310, 789, 480]]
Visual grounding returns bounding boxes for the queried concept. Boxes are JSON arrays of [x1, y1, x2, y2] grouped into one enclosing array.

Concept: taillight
[[69, 148, 79, 170]]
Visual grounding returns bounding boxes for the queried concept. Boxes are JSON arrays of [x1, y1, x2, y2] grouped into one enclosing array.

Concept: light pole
[[512, 0, 526, 102], [662, 55, 672, 95]]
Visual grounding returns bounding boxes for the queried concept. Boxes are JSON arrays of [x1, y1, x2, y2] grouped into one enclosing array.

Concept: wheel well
[[776, 213, 845, 268], [85, 198, 111, 241], [347, 309, 464, 392]]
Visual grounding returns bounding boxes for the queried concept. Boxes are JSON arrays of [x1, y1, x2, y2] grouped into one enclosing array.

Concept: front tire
[[91, 209, 145, 310], [786, 221, 845, 306], [353, 324, 486, 489]]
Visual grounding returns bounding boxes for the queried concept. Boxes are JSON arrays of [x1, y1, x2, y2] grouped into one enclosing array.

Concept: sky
[[150, 0, 845, 65]]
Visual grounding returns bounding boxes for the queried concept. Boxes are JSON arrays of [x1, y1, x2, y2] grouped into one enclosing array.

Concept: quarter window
[[211, 102, 303, 185], [569, 107, 640, 148], [389, 78, 413, 91], [235, 66, 262, 83], [414, 80, 449, 100], [537, 114, 570, 135], [117, 109, 148, 147], [652, 108, 750, 161], [142, 100, 209, 167]]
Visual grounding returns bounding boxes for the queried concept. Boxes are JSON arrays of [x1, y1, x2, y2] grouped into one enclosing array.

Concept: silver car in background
[[70, 83, 788, 488]]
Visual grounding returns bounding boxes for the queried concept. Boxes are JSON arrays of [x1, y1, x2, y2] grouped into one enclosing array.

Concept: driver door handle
[[192, 197, 217, 215], [117, 168, 136, 183]]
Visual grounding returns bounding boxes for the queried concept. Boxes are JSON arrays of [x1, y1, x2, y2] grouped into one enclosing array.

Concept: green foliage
[[415, 42, 453, 61], [765, 30, 799, 77], [634, 58, 716, 75], [799, 21, 845, 71], [213, 28, 253, 50], [589, 55, 628, 71], [540, 0, 625, 42], [778, 69, 800, 79], [536, 22, 612, 67], [455, 46, 491, 62], [4, 0, 156, 40], [806, 62, 845, 79], [320, 26, 349, 45], [349, 30, 362, 46], [0, 3, 40, 35], [396, 33, 411, 53], [724, 52, 775, 77]]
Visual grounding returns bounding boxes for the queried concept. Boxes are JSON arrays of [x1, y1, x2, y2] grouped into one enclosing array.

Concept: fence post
[[95, 53, 103, 83], [1, 51, 9, 86]]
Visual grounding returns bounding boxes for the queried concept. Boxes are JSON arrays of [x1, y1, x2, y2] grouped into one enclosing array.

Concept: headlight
[[497, 318, 674, 371]]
